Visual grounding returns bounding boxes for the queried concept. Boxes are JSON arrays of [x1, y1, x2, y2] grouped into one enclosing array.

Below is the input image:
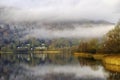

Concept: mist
[[23, 24, 114, 39], [0, 0, 118, 39]]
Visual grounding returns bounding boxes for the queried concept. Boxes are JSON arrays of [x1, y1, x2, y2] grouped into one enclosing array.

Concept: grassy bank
[[74, 53, 120, 61], [74, 52, 107, 60], [74, 53, 93, 58], [93, 54, 110, 60]]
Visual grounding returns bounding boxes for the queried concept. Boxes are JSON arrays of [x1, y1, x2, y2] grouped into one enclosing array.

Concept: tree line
[[77, 21, 120, 54]]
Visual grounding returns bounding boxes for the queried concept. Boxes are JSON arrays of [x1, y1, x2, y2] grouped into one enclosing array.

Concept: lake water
[[0, 53, 120, 80]]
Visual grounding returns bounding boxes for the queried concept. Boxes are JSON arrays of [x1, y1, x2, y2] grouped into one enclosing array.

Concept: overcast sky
[[0, 0, 120, 23]]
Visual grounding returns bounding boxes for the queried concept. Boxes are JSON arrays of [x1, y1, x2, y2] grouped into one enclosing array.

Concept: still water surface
[[0, 53, 120, 80]]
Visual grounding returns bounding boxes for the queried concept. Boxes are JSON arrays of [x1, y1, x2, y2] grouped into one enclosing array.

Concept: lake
[[0, 53, 120, 80]]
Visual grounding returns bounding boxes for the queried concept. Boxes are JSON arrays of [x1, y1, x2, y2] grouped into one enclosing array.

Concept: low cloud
[[23, 24, 114, 39], [0, 0, 120, 23], [0, 0, 117, 39]]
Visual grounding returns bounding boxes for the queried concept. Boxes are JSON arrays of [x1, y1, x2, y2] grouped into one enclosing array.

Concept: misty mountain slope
[[40, 20, 114, 31], [4, 20, 114, 30], [0, 6, 115, 34], [0, 20, 114, 39]]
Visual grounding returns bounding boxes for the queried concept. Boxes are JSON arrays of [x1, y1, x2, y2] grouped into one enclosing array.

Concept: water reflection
[[0, 53, 120, 80], [107, 72, 120, 80], [14, 53, 77, 65], [104, 64, 120, 80], [104, 64, 120, 73], [78, 58, 101, 69], [78, 57, 120, 80]]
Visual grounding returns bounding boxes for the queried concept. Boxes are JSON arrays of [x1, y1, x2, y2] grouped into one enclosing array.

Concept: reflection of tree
[[78, 58, 100, 70], [104, 62, 120, 80], [46, 53, 76, 65], [107, 72, 120, 80]]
